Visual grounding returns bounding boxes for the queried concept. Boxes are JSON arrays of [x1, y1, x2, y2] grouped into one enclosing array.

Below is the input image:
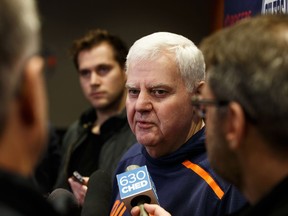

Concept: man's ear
[[225, 102, 246, 150], [17, 56, 44, 126], [194, 81, 205, 95]]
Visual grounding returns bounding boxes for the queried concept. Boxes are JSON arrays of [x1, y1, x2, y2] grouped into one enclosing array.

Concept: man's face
[[126, 54, 195, 158], [77, 43, 126, 111], [23, 56, 48, 169], [201, 84, 240, 185]]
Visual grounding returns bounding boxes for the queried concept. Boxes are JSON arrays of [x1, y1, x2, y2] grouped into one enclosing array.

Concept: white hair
[[126, 32, 205, 92]]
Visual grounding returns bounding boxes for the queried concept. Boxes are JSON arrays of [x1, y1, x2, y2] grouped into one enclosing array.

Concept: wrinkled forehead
[[127, 54, 179, 76], [125, 59, 184, 93]]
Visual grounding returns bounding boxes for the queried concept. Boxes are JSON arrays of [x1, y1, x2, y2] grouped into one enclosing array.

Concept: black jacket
[[54, 108, 136, 190], [0, 169, 60, 216], [228, 176, 288, 216]]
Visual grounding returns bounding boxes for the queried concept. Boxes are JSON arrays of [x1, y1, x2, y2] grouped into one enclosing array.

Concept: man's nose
[[90, 71, 101, 85], [135, 91, 152, 111]]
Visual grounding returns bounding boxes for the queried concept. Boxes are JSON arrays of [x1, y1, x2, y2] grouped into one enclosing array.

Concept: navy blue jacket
[[110, 127, 247, 216]]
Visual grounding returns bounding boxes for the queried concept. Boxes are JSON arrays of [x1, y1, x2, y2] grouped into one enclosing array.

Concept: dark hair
[[200, 14, 288, 150], [70, 29, 128, 70]]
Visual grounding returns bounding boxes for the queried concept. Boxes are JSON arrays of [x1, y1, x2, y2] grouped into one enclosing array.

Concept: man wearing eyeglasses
[[198, 14, 288, 216], [111, 32, 247, 216], [132, 14, 288, 216]]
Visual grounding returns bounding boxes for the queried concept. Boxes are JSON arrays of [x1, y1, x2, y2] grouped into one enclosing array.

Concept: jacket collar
[[142, 127, 206, 166]]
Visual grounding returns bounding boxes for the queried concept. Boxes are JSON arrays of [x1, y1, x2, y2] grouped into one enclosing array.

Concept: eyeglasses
[[191, 96, 229, 119]]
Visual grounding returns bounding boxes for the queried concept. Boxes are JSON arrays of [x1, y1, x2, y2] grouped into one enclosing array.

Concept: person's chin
[[90, 100, 109, 109], [145, 145, 163, 158], [136, 134, 158, 147]]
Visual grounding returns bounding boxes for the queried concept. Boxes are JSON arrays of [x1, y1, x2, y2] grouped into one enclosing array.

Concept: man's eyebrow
[[125, 82, 172, 88], [125, 83, 137, 88], [95, 63, 112, 68], [149, 83, 170, 88], [79, 63, 112, 71]]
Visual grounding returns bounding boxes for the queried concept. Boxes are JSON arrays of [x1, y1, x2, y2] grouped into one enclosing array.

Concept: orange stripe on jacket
[[110, 200, 126, 216], [182, 160, 224, 199]]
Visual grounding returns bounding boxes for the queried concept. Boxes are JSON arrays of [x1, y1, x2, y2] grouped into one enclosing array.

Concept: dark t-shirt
[[68, 130, 108, 177]]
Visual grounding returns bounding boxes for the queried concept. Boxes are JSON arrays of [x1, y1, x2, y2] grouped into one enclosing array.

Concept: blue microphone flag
[[116, 165, 159, 210]]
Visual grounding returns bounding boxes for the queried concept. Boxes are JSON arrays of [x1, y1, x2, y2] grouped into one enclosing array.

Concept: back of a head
[[126, 32, 206, 92], [0, 0, 40, 135], [70, 29, 128, 70], [200, 14, 288, 151]]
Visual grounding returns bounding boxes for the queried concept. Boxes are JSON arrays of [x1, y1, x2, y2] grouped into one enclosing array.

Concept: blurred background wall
[[38, 0, 223, 130]]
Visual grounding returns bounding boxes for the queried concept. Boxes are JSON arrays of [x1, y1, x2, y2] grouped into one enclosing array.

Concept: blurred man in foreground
[[199, 13, 288, 216], [0, 0, 60, 215]]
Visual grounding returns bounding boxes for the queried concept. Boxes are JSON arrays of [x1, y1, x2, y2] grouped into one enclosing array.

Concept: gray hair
[[200, 14, 288, 150], [126, 32, 205, 92], [0, 0, 40, 134]]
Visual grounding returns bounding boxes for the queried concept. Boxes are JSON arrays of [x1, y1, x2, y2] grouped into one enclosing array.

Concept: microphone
[[81, 169, 112, 216], [47, 188, 81, 216], [116, 165, 159, 216]]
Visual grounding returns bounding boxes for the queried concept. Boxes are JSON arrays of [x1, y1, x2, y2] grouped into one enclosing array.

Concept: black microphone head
[[48, 188, 80, 216], [81, 169, 112, 216], [131, 195, 151, 207]]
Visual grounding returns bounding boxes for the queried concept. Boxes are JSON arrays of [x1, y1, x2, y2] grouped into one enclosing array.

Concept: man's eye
[[79, 70, 91, 77], [128, 89, 139, 96], [97, 66, 111, 76], [152, 89, 167, 97]]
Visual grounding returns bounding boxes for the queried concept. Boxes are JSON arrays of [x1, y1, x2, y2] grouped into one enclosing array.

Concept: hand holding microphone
[[131, 204, 171, 216]]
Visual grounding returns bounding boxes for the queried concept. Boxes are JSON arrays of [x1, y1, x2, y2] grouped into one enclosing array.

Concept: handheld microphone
[[116, 165, 159, 216], [47, 188, 81, 216], [81, 169, 112, 216]]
